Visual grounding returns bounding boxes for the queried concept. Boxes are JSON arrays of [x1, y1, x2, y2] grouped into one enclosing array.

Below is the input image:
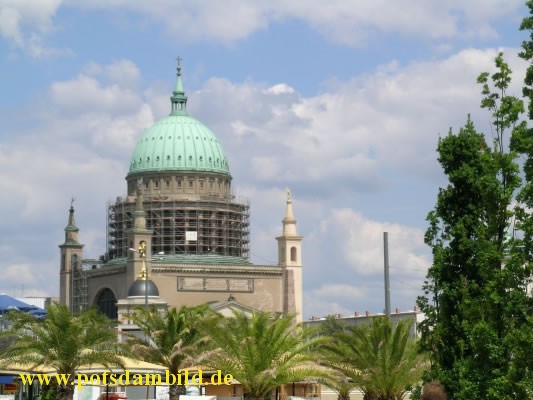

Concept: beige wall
[[87, 265, 284, 313], [151, 274, 282, 312]]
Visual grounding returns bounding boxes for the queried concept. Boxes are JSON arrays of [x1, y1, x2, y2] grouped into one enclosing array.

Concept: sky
[[0, 0, 529, 319]]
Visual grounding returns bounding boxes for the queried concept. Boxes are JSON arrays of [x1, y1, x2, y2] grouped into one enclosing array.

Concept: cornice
[[152, 264, 282, 276]]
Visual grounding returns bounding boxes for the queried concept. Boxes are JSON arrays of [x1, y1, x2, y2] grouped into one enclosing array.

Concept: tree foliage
[[322, 317, 425, 400], [125, 305, 215, 400], [317, 316, 357, 400], [200, 310, 329, 400], [0, 303, 122, 400], [417, 49, 532, 399], [519, 2, 533, 284]]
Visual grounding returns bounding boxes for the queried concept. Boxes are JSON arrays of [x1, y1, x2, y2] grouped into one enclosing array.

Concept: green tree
[[126, 305, 214, 400], [320, 315, 347, 336], [322, 317, 425, 400], [0, 303, 122, 400], [317, 316, 356, 400], [200, 310, 329, 400], [319, 376, 356, 400], [417, 51, 532, 399]]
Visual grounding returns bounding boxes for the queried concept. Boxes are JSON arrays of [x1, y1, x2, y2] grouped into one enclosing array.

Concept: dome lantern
[[170, 56, 188, 116]]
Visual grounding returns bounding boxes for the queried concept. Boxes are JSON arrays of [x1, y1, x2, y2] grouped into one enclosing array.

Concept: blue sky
[[0, 0, 529, 318]]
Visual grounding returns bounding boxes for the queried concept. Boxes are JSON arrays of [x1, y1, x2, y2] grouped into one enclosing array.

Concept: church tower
[[59, 201, 84, 309], [106, 59, 250, 262], [58, 61, 305, 320], [276, 189, 303, 322]]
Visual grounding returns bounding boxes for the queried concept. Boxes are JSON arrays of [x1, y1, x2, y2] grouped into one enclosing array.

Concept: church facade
[[58, 63, 303, 322]]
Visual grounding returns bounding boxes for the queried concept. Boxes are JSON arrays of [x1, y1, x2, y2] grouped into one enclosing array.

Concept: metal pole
[[384, 232, 391, 319]]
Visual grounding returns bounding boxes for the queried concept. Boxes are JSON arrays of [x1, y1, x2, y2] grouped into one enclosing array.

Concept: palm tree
[[200, 310, 330, 400], [125, 304, 214, 400], [323, 317, 426, 400], [0, 303, 123, 400], [319, 375, 357, 400], [316, 315, 358, 400]]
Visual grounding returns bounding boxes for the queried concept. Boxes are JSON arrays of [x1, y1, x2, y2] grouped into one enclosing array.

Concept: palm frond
[[200, 310, 329, 399], [321, 316, 427, 399], [0, 303, 122, 400]]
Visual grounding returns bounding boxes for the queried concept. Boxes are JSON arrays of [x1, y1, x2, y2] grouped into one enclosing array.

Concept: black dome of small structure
[[127, 279, 160, 297]]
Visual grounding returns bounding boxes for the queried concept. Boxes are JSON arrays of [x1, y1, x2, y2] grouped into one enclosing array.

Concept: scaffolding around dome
[[106, 196, 250, 261]]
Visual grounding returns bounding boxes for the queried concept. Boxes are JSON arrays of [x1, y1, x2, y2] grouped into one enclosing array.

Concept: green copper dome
[[128, 63, 230, 177]]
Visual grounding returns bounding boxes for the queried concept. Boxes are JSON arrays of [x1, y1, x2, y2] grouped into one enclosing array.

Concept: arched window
[[290, 246, 297, 262], [96, 288, 118, 320]]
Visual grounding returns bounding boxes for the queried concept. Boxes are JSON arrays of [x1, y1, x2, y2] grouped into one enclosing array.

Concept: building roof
[[104, 254, 253, 268], [128, 63, 230, 177], [153, 254, 253, 266], [208, 298, 256, 314]]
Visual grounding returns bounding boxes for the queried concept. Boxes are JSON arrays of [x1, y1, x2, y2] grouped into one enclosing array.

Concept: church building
[[58, 62, 303, 322]]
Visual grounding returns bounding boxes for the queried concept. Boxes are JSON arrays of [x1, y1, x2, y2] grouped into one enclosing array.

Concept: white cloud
[[184, 48, 526, 194], [0, 144, 124, 222], [312, 284, 366, 302], [0, 260, 59, 297], [83, 60, 142, 89], [316, 208, 429, 276], [0, 1, 522, 58], [0, 0, 65, 57], [2, 263, 37, 284], [0, 60, 153, 231], [49, 76, 141, 114], [265, 84, 295, 95], [40, 60, 155, 156], [69, 0, 521, 46], [299, 208, 430, 317], [303, 294, 350, 319], [0, 6, 22, 45]]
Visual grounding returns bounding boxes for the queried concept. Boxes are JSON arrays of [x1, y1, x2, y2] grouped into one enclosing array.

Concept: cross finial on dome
[[175, 56, 184, 92], [171, 56, 188, 116]]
